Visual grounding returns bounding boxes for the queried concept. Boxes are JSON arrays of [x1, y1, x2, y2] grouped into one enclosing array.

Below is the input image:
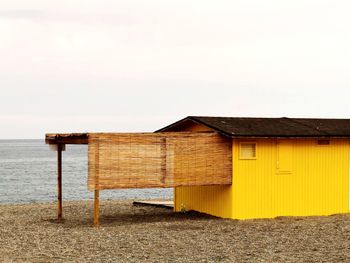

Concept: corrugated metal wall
[[232, 138, 350, 219]]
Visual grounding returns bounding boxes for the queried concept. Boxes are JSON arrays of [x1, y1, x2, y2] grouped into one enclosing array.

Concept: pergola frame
[[46, 132, 232, 227], [45, 134, 98, 224]]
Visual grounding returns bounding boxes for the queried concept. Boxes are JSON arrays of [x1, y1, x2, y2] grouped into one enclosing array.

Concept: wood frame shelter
[[45, 132, 232, 226], [157, 116, 350, 220], [46, 116, 350, 225]]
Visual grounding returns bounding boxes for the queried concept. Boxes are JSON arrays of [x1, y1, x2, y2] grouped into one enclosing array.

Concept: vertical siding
[[232, 138, 350, 219], [175, 185, 233, 218]]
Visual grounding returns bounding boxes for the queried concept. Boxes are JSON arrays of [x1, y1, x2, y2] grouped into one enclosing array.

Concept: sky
[[0, 0, 350, 139]]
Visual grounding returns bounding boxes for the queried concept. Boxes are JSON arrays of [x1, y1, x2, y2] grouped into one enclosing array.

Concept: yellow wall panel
[[175, 185, 233, 218], [232, 138, 350, 219]]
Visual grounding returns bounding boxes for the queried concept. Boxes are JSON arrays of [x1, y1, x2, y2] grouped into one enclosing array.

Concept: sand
[[1, 200, 350, 262]]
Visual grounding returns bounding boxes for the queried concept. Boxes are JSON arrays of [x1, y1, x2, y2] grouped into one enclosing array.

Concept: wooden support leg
[[57, 144, 63, 220], [94, 190, 100, 227]]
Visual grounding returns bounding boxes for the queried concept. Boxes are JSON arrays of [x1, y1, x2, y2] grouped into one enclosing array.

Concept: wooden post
[[93, 140, 100, 227], [94, 190, 100, 227], [57, 144, 63, 220]]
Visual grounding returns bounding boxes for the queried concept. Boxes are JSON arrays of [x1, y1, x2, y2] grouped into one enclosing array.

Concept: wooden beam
[[57, 144, 63, 220], [94, 190, 100, 227], [45, 133, 89, 145]]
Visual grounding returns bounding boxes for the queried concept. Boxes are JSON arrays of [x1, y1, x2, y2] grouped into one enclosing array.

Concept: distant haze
[[1, 0, 350, 139]]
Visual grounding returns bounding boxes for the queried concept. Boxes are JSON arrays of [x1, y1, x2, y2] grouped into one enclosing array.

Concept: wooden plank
[[133, 200, 174, 209]]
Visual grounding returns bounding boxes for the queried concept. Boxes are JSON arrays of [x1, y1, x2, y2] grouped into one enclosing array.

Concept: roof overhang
[[155, 116, 350, 139], [45, 133, 89, 144]]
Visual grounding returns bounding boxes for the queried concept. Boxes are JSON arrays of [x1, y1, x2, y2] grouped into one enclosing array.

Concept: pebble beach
[[1, 200, 350, 262]]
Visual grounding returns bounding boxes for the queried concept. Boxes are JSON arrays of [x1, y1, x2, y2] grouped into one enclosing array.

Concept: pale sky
[[1, 0, 350, 139]]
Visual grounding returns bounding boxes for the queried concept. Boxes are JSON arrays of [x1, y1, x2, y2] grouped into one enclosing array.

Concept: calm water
[[0, 140, 172, 204]]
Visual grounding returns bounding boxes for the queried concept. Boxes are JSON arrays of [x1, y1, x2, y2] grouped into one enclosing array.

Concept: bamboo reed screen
[[88, 133, 232, 190]]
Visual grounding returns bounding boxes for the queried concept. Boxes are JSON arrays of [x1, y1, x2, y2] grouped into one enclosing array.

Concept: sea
[[0, 140, 172, 204]]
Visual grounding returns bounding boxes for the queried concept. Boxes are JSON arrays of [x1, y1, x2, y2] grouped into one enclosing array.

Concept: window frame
[[239, 142, 257, 160]]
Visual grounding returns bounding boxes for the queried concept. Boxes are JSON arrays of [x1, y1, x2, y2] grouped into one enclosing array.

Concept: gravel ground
[[1, 200, 350, 262]]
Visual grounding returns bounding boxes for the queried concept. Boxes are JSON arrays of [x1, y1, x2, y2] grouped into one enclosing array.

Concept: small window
[[240, 143, 257, 159]]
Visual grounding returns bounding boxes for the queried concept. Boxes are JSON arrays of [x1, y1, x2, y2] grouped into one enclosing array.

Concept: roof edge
[[155, 116, 350, 138], [154, 116, 192, 133], [155, 116, 233, 138]]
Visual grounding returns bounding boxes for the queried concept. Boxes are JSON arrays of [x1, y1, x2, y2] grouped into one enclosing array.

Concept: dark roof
[[156, 116, 350, 138]]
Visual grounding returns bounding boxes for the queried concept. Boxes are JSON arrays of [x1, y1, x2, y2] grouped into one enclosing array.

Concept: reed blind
[[88, 132, 232, 190]]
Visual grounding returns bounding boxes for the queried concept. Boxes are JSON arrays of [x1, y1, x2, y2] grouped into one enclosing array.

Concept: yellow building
[[158, 116, 350, 220]]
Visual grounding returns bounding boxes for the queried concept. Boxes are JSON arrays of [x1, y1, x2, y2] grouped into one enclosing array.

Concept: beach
[[1, 200, 350, 262]]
